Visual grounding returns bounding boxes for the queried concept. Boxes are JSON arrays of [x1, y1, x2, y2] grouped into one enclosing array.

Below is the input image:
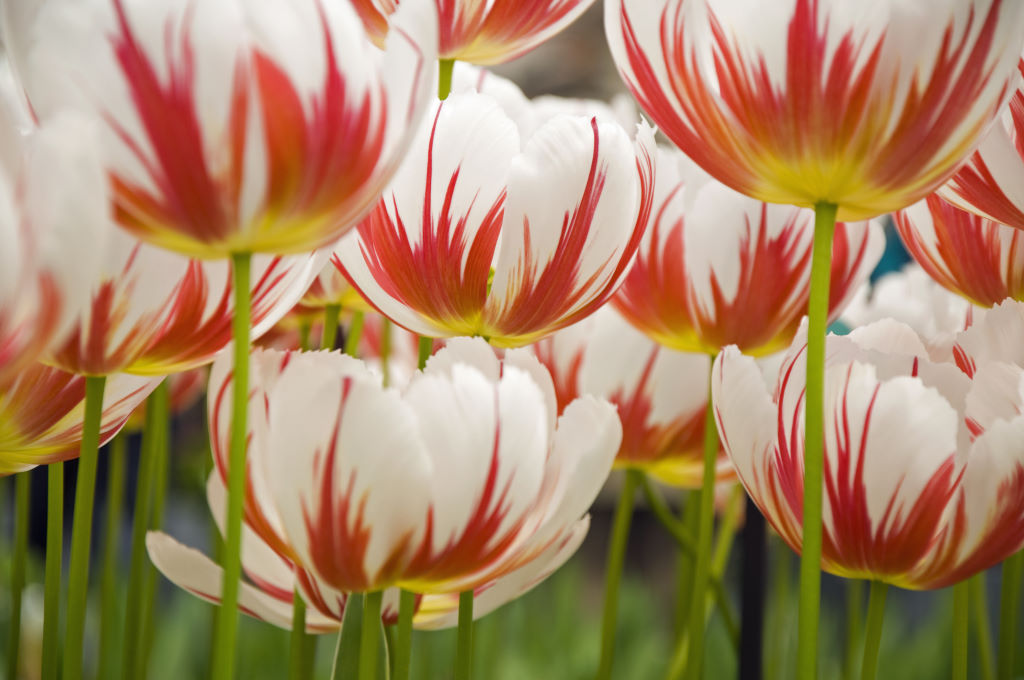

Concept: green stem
[[43, 462, 64, 680], [417, 336, 432, 370], [954, 580, 970, 680], [63, 374, 107, 680], [322, 303, 341, 350], [344, 310, 365, 357], [798, 201, 837, 680], [138, 382, 171, 675], [212, 251, 252, 680], [455, 590, 474, 680], [972, 573, 995, 680], [7, 472, 30, 680], [380, 320, 393, 388], [638, 476, 695, 553], [438, 59, 455, 100], [860, 581, 887, 680], [289, 592, 308, 680], [708, 487, 742, 650], [332, 593, 363, 680], [999, 551, 1023, 680], [843, 580, 865, 680], [359, 591, 384, 680], [392, 590, 417, 680], [675, 493, 701, 637], [684, 364, 719, 680], [98, 435, 127, 680], [122, 382, 166, 680], [595, 470, 640, 680], [299, 318, 312, 352]]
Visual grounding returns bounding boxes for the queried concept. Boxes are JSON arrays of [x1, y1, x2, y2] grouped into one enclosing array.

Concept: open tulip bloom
[[613, 146, 884, 357], [896, 193, 1024, 307], [714, 315, 1024, 597], [334, 91, 655, 348], [350, 0, 596, 67], [3, 0, 438, 258]]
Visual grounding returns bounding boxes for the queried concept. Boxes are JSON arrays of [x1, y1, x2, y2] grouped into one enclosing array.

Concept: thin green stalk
[[380, 320, 393, 388], [798, 201, 837, 679], [455, 591, 474, 680], [122, 382, 166, 680], [7, 472, 30, 680], [683, 364, 719, 680], [138, 384, 171, 674], [359, 591, 384, 680], [98, 435, 127, 680], [438, 59, 455, 100], [595, 470, 640, 680], [860, 581, 887, 680], [972, 573, 995, 680], [675, 493, 701, 637], [954, 580, 970, 680], [299, 318, 312, 352], [322, 303, 341, 350], [43, 462, 64, 680], [64, 374, 108, 680], [417, 336, 432, 370], [333, 593, 364, 680], [344, 310, 365, 356], [392, 590, 417, 680], [843, 580, 865, 680], [289, 592, 308, 680], [211, 251, 253, 680], [998, 551, 1023, 680], [708, 486, 743, 649]]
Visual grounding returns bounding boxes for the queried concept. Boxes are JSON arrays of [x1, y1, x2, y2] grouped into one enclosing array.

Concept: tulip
[[0, 106, 106, 390], [145, 473, 590, 632], [334, 91, 654, 348], [840, 264, 980, 362], [896, 193, 1024, 307], [0, 363, 157, 476], [940, 59, 1024, 230], [613, 147, 884, 357], [4, 0, 439, 258], [531, 306, 730, 489], [351, 0, 595, 66]]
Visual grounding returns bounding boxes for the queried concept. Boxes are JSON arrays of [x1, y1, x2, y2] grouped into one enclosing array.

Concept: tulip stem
[[972, 573, 995, 680], [122, 381, 167, 679], [798, 201, 837, 679], [43, 462, 64, 680], [289, 592, 308, 680], [63, 374, 107, 680], [98, 435, 127, 680], [358, 591, 384, 680], [998, 551, 1023, 680], [139, 383, 171, 671], [860, 581, 887, 680], [344, 311, 366, 356], [380, 320, 393, 387], [7, 472, 30, 680], [392, 590, 417, 680], [455, 590, 474, 680], [212, 251, 253, 680], [739, 498, 767, 680], [299, 317, 312, 351], [438, 59, 455, 100], [417, 336, 432, 370], [954, 580, 970, 680], [595, 470, 640, 680], [683, 364, 719, 680], [843, 580, 865, 680], [322, 303, 342, 350]]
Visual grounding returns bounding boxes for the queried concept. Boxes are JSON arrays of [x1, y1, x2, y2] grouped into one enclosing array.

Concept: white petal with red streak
[[955, 300, 1024, 369], [264, 351, 432, 588], [487, 115, 640, 320]]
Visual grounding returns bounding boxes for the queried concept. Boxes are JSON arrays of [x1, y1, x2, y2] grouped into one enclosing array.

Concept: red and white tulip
[[4, 0, 438, 257], [207, 337, 620, 594], [605, 0, 1024, 219], [531, 306, 732, 488], [334, 91, 655, 348], [351, 0, 596, 65], [714, 320, 1024, 588], [613, 147, 883, 356]]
